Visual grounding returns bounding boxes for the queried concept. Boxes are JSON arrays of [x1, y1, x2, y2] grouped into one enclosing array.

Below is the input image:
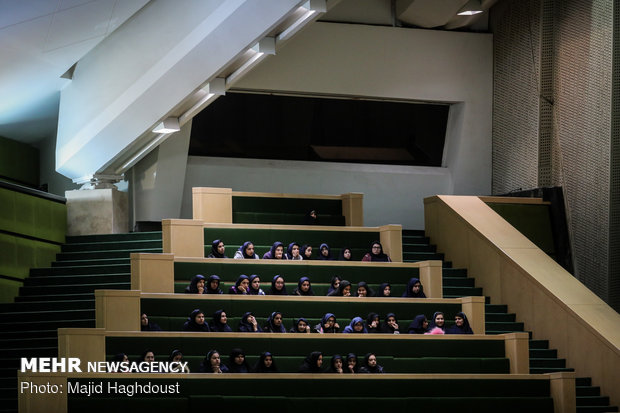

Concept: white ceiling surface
[[0, 0, 149, 143]]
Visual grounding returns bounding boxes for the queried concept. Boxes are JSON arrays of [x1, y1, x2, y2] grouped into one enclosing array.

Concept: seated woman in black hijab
[[343, 317, 368, 334], [301, 244, 313, 260], [168, 349, 190, 373], [292, 276, 315, 296], [263, 311, 287, 333], [318, 243, 333, 260], [380, 312, 401, 334], [185, 274, 206, 294], [327, 280, 352, 297], [338, 246, 353, 261], [366, 312, 380, 333], [344, 353, 359, 373], [207, 239, 228, 258], [253, 351, 279, 373], [248, 274, 265, 295], [445, 311, 474, 334], [206, 274, 223, 294], [326, 354, 344, 373], [359, 353, 384, 374], [356, 281, 374, 297], [377, 282, 391, 297], [228, 274, 250, 295], [238, 311, 260, 333], [428, 311, 446, 334], [267, 275, 288, 295], [286, 242, 302, 260], [141, 312, 162, 331], [289, 317, 311, 333], [209, 309, 233, 332], [313, 313, 340, 334], [361, 241, 392, 262], [228, 348, 251, 373], [199, 350, 228, 373], [262, 241, 287, 260], [402, 277, 426, 298], [408, 314, 429, 334], [233, 241, 259, 259], [327, 276, 341, 295], [182, 309, 210, 332], [298, 351, 323, 373], [304, 209, 320, 225]]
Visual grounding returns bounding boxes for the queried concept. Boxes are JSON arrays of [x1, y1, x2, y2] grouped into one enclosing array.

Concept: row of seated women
[[208, 239, 392, 262], [141, 309, 474, 335], [186, 274, 426, 298], [125, 348, 384, 374]]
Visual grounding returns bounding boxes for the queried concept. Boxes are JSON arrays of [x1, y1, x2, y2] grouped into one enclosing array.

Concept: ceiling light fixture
[[457, 0, 484, 16], [152, 117, 180, 133], [226, 37, 276, 86]]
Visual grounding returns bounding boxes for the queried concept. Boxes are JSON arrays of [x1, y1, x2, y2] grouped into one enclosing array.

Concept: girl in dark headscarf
[[206, 275, 223, 294], [408, 314, 429, 334], [253, 351, 279, 373], [168, 349, 190, 373], [303, 209, 320, 225], [380, 312, 401, 334], [338, 246, 353, 261], [378, 282, 391, 297], [427, 311, 446, 334], [233, 241, 259, 259], [263, 311, 286, 333], [445, 311, 474, 335], [361, 241, 392, 262], [326, 354, 344, 373], [300, 244, 313, 260], [356, 281, 374, 297], [228, 274, 250, 295], [359, 353, 384, 374], [298, 351, 323, 373], [113, 353, 128, 363], [208, 239, 228, 258], [327, 276, 341, 295], [313, 313, 340, 334], [209, 309, 232, 332], [267, 275, 288, 295], [289, 317, 311, 333], [199, 350, 229, 373], [228, 348, 251, 373], [343, 317, 368, 334], [327, 280, 351, 297], [262, 241, 287, 260], [185, 274, 206, 294], [286, 242, 302, 260], [345, 353, 359, 373], [293, 276, 315, 296], [139, 349, 155, 364], [182, 309, 210, 332], [366, 312, 380, 333], [248, 274, 265, 295], [318, 243, 333, 260], [238, 311, 260, 333], [141, 313, 162, 331], [402, 277, 426, 298]]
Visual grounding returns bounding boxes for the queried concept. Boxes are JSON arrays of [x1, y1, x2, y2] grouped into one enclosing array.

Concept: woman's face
[[304, 246, 312, 258], [357, 287, 367, 297], [220, 312, 228, 324], [291, 245, 300, 257], [144, 352, 154, 362], [251, 277, 260, 290], [234, 353, 245, 365], [273, 313, 283, 326], [367, 355, 377, 367], [348, 357, 356, 367], [173, 353, 183, 362], [217, 242, 225, 255], [197, 279, 205, 290], [195, 313, 205, 325], [246, 314, 255, 324], [423, 319, 429, 328], [387, 316, 396, 325], [353, 322, 364, 332], [324, 317, 335, 328], [141, 313, 148, 326], [343, 249, 351, 259], [275, 246, 284, 259], [333, 279, 340, 289], [342, 285, 351, 296], [316, 355, 323, 367], [435, 314, 445, 327], [239, 278, 249, 291], [321, 247, 329, 257], [245, 243, 255, 256], [210, 353, 220, 367], [275, 277, 284, 291], [300, 280, 310, 292], [210, 280, 219, 290], [297, 320, 308, 332], [334, 358, 342, 369], [383, 285, 391, 296], [412, 282, 421, 294], [264, 356, 273, 367], [122, 354, 129, 362], [372, 243, 381, 254], [455, 315, 464, 327]]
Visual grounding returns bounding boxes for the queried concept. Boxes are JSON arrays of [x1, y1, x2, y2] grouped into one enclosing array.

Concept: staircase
[[402, 229, 618, 413], [0, 231, 162, 413]]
